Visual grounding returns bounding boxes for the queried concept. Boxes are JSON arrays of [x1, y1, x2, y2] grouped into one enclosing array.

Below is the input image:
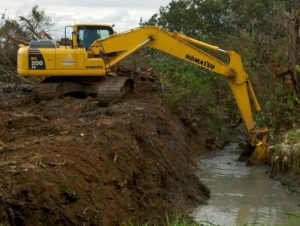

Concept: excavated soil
[[0, 79, 210, 226]]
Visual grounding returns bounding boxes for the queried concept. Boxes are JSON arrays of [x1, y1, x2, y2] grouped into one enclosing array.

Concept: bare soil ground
[[0, 79, 211, 226]]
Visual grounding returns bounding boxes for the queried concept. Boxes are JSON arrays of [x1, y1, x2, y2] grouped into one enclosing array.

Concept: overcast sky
[[1, 0, 171, 38]]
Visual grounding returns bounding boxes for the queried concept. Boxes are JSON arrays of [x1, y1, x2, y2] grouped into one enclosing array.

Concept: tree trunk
[[288, 7, 300, 95]]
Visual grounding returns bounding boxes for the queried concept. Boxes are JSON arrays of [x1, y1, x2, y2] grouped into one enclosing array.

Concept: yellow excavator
[[17, 24, 269, 163]]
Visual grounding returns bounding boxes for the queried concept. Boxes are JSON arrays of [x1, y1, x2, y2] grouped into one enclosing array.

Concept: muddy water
[[192, 143, 300, 225]]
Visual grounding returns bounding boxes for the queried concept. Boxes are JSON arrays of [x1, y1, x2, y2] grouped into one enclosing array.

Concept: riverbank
[[269, 127, 300, 192], [0, 77, 213, 225]]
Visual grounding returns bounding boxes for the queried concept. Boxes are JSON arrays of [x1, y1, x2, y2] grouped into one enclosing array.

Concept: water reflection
[[192, 143, 300, 225]]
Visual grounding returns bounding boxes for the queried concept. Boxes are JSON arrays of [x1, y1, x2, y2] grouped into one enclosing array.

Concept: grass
[[270, 127, 300, 175], [287, 129, 300, 144]]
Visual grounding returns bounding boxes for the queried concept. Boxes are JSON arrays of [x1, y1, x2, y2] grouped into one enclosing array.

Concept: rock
[[135, 106, 145, 111], [2, 84, 16, 93], [17, 84, 33, 93]]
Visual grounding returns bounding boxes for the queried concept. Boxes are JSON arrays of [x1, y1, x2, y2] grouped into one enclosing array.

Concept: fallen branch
[[0, 141, 9, 152], [0, 65, 35, 84], [82, 206, 90, 215], [113, 152, 118, 165], [0, 161, 16, 167], [5, 33, 29, 46], [19, 16, 41, 40], [47, 160, 67, 167]]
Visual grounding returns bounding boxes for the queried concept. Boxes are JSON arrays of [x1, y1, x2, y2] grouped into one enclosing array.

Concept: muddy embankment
[[0, 78, 212, 225]]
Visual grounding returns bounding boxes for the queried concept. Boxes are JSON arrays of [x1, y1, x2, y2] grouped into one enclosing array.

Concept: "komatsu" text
[[185, 54, 215, 70]]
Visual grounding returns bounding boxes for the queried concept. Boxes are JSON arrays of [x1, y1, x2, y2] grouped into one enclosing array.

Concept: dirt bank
[[0, 78, 210, 225]]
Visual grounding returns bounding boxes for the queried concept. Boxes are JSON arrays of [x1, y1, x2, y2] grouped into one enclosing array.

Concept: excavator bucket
[[248, 134, 268, 164]]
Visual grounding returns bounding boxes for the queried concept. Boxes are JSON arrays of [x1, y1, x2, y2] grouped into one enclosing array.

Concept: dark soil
[[0, 79, 210, 226]]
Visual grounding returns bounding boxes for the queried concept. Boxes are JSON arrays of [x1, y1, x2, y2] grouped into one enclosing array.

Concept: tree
[[141, 0, 232, 37], [0, 5, 53, 67], [141, 0, 300, 130], [287, 5, 300, 94]]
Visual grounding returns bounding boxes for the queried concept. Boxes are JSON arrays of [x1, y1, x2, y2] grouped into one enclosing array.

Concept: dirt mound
[[0, 79, 210, 225]]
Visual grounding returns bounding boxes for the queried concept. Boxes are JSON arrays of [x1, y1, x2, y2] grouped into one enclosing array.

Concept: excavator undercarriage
[[36, 75, 133, 105]]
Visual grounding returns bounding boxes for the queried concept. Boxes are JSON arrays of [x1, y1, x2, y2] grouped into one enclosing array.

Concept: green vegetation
[[59, 181, 79, 203], [148, 52, 225, 134], [271, 127, 300, 175], [141, 0, 300, 137], [1, 1, 299, 136], [0, 2, 299, 225]]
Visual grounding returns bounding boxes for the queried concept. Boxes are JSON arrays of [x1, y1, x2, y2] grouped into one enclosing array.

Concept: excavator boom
[[90, 27, 269, 162], [17, 25, 269, 163]]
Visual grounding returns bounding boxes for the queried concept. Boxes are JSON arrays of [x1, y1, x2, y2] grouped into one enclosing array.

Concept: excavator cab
[[70, 25, 114, 49]]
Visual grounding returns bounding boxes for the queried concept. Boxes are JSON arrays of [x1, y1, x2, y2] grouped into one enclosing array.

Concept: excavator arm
[[90, 27, 268, 163]]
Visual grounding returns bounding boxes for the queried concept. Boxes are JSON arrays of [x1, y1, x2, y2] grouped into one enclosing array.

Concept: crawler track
[[36, 75, 134, 105]]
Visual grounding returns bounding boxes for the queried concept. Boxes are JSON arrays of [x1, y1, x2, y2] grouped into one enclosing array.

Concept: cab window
[[77, 26, 113, 48]]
